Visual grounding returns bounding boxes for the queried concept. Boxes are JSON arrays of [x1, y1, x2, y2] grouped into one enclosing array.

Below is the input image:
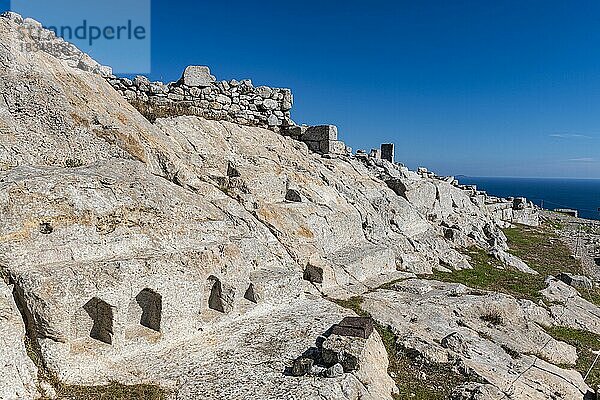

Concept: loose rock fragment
[[331, 317, 374, 339]]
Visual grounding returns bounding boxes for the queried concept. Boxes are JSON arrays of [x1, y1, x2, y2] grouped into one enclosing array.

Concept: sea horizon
[[457, 175, 600, 181], [457, 175, 600, 221]]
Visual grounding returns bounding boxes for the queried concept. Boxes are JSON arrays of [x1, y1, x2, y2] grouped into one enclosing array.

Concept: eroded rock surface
[[0, 11, 592, 400], [0, 280, 38, 400], [362, 279, 592, 399]]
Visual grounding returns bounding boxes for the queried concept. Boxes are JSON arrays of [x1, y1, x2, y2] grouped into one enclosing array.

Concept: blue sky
[[5, 0, 600, 178]]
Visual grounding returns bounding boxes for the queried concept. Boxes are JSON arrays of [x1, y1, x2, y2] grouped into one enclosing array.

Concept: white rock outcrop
[[0, 11, 593, 400], [0, 280, 38, 400], [362, 279, 592, 399]]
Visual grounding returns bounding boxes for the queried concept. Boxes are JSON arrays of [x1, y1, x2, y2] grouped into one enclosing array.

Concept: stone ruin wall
[[106, 66, 356, 157], [106, 65, 294, 131]]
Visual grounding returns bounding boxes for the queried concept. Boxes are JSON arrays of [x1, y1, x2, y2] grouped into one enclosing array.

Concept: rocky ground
[[2, 12, 600, 400], [544, 210, 600, 280]]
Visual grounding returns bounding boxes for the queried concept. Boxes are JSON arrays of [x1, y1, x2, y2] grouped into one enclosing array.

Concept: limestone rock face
[[0, 12, 586, 400], [0, 13, 395, 399], [0, 281, 39, 400], [0, 16, 182, 178], [542, 277, 600, 335], [361, 279, 591, 399], [154, 116, 481, 284]]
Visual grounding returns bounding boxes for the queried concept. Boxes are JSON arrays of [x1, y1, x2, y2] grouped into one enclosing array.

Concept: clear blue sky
[[6, 0, 600, 178]]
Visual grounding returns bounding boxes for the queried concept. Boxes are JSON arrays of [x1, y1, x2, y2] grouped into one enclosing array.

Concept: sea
[[457, 177, 600, 221]]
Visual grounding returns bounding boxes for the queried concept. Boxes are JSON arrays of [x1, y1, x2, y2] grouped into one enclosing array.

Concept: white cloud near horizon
[[549, 133, 593, 139], [567, 157, 596, 162]]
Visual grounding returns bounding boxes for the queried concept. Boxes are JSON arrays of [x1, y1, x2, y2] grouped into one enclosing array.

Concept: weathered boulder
[[490, 248, 538, 274], [542, 277, 600, 335], [557, 272, 593, 290], [181, 65, 216, 87]]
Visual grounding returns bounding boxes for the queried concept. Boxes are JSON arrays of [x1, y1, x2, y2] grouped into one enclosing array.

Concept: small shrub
[[480, 309, 504, 326], [501, 344, 521, 359]]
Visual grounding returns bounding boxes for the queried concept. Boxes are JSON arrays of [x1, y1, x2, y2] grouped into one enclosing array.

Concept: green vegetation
[[50, 383, 167, 400], [544, 326, 600, 389], [479, 309, 504, 326], [431, 219, 600, 387], [329, 219, 600, 396], [329, 296, 368, 317], [328, 296, 468, 399], [433, 246, 548, 302], [433, 221, 600, 305], [503, 224, 581, 277]]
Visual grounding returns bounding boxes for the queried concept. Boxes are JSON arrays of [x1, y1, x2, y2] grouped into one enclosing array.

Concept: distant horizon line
[[455, 175, 600, 180]]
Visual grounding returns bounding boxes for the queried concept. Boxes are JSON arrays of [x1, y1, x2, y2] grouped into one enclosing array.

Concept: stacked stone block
[[284, 125, 350, 156]]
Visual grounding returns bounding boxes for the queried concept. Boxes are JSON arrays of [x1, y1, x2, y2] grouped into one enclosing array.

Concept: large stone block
[[304, 141, 321, 153], [331, 317, 374, 339], [182, 66, 216, 87], [320, 140, 347, 155], [381, 143, 394, 163], [283, 125, 307, 137], [301, 125, 338, 142]]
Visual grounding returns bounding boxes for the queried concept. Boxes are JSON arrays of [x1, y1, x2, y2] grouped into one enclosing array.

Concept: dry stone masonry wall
[[107, 65, 294, 130]]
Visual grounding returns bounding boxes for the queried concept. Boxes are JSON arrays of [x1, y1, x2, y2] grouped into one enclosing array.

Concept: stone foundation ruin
[[107, 66, 293, 130]]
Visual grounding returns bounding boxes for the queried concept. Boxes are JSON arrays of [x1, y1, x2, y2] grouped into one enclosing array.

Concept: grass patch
[[51, 383, 167, 400], [385, 328, 469, 400], [479, 310, 504, 326], [503, 223, 582, 278], [329, 296, 369, 317], [544, 326, 600, 389], [432, 246, 548, 302], [433, 220, 600, 305], [328, 296, 468, 399]]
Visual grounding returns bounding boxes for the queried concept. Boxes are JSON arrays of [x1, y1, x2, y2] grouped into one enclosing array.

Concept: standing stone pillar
[[381, 143, 394, 163]]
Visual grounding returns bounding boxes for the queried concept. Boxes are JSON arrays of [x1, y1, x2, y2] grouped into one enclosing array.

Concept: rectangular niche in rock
[[208, 276, 235, 313], [83, 297, 114, 345], [136, 288, 162, 332]]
